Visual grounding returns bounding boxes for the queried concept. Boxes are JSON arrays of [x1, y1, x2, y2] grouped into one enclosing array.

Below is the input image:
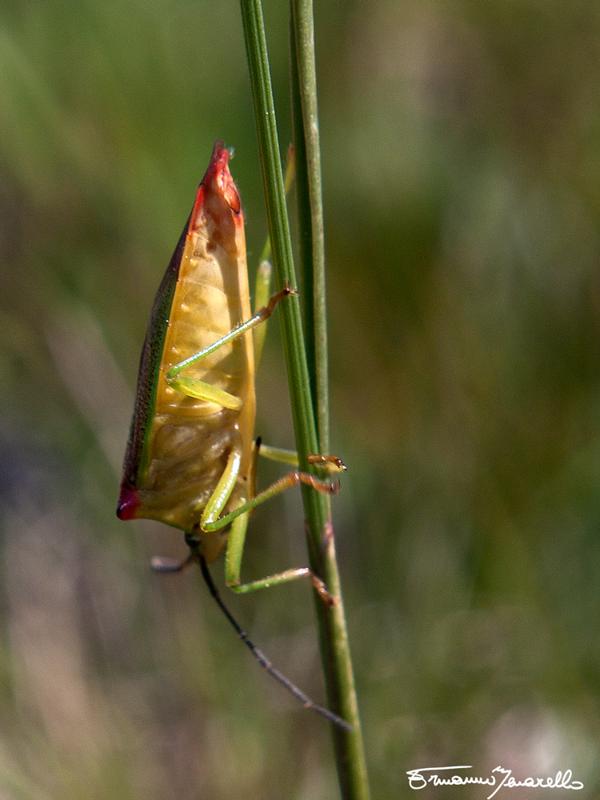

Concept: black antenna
[[197, 555, 352, 732]]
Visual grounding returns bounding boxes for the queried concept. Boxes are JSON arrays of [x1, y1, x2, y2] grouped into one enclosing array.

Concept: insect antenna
[[197, 554, 352, 732]]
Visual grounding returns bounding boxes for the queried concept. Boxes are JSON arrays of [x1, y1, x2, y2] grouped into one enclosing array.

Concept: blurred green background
[[1, 1, 599, 798]]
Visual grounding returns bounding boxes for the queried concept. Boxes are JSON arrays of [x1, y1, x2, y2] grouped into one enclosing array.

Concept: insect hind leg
[[223, 503, 336, 606]]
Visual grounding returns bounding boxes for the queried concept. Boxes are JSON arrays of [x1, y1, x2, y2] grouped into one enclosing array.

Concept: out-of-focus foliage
[[1, 1, 599, 798]]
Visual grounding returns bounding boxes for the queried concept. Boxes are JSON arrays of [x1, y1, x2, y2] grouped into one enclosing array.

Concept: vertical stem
[[240, 2, 371, 799], [240, 0, 316, 463], [290, 0, 329, 451], [289, 26, 317, 427]]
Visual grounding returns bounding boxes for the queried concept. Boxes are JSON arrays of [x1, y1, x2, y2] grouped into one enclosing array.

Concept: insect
[[116, 142, 348, 729]]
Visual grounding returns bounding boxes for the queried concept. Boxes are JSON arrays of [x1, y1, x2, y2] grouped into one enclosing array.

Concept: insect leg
[[200, 446, 243, 532], [166, 377, 243, 409], [167, 283, 293, 406], [166, 285, 295, 397], [257, 444, 347, 474], [200, 471, 339, 532], [224, 511, 334, 605]]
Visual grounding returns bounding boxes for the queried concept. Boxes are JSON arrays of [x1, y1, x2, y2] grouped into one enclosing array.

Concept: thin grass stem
[[240, 1, 371, 798], [290, 0, 328, 451]]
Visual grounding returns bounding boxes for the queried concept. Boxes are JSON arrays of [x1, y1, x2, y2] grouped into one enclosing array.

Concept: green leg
[[166, 285, 295, 402], [167, 378, 243, 409], [151, 448, 245, 574], [200, 468, 339, 532], [224, 507, 334, 605], [199, 446, 243, 531], [258, 443, 347, 473]]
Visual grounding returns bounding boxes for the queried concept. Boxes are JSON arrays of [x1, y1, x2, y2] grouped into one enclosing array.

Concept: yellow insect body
[[118, 144, 255, 562]]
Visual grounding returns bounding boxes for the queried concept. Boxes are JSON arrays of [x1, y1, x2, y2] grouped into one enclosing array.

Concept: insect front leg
[[165, 285, 295, 404]]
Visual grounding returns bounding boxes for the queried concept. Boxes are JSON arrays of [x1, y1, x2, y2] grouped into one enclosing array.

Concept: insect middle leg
[[200, 464, 339, 533], [257, 443, 347, 474]]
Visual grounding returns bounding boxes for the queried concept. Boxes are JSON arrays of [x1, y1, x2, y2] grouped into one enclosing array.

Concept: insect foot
[[307, 454, 348, 474], [259, 284, 297, 322], [282, 282, 299, 297], [311, 575, 337, 606]]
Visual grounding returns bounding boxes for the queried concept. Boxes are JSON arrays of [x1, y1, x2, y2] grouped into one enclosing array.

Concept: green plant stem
[[240, 2, 370, 798], [289, 25, 317, 436], [290, 0, 328, 452]]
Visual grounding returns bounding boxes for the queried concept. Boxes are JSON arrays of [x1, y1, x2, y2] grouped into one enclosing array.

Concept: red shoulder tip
[[191, 141, 241, 229], [207, 140, 231, 180], [116, 484, 140, 520]]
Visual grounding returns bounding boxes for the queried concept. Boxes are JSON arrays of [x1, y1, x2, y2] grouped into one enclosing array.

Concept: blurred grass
[[1, 1, 600, 798]]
